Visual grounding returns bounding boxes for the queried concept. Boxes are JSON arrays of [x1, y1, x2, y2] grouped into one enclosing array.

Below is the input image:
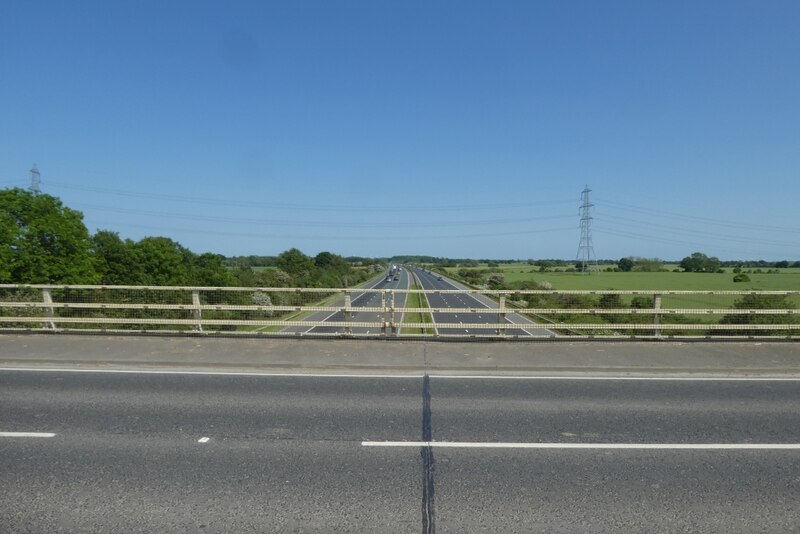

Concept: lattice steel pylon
[[29, 164, 41, 193], [576, 185, 596, 274]]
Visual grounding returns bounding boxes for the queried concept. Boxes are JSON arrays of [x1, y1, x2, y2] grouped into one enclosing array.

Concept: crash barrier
[[1, 285, 798, 340]]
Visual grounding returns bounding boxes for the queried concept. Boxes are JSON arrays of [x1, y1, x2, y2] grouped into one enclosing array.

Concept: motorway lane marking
[[362, 441, 800, 450], [198, 437, 210, 443], [417, 269, 544, 336], [0, 432, 56, 438], [3, 368, 800, 380], [301, 276, 389, 334]]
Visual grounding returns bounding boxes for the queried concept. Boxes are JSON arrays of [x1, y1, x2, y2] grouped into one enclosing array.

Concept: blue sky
[[1, 1, 798, 260]]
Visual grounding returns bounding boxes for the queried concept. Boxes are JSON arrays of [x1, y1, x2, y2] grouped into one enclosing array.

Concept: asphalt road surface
[[3, 369, 800, 532], [412, 268, 553, 337], [282, 269, 410, 335]]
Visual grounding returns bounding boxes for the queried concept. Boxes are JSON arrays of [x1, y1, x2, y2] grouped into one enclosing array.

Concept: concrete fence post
[[498, 295, 506, 336], [192, 290, 203, 332], [389, 290, 396, 336], [343, 292, 352, 335], [381, 290, 387, 336], [653, 293, 662, 338], [42, 288, 56, 330]]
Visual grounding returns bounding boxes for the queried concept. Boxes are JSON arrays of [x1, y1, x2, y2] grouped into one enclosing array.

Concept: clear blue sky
[[2, 1, 798, 261]]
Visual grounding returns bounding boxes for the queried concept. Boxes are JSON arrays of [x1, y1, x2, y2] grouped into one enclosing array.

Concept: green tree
[[134, 237, 194, 285], [617, 257, 634, 272], [680, 252, 721, 273], [193, 253, 234, 286], [314, 251, 350, 274], [486, 273, 506, 289], [599, 293, 623, 308], [633, 258, 664, 272], [0, 209, 14, 282], [276, 248, 314, 283], [0, 188, 98, 283], [92, 230, 143, 285]]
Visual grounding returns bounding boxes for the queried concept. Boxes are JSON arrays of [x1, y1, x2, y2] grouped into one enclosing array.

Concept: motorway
[[282, 269, 410, 335], [280, 266, 551, 338], [412, 267, 553, 337], [2, 369, 800, 532]]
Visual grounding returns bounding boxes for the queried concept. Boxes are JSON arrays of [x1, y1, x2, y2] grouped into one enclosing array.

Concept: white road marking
[[362, 441, 800, 450], [0, 432, 56, 438], [2, 368, 800, 380], [198, 437, 210, 443], [432, 375, 800, 381], [0, 367, 424, 378]]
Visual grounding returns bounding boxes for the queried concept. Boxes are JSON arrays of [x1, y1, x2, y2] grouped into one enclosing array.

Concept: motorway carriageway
[[2, 369, 800, 532], [288, 266, 552, 337], [281, 269, 410, 335], [411, 267, 553, 337]]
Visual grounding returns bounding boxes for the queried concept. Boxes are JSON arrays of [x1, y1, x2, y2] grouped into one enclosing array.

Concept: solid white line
[[0, 367, 424, 378], [1, 368, 799, 381], [431, 375, 800, 381], [0, 432, 56, 438], [362, 441, 800, 450]]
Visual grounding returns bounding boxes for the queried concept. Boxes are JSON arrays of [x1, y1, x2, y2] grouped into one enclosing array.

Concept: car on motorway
[[437, 276, 443, 281]]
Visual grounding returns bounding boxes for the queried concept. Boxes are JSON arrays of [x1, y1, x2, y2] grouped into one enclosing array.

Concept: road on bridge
[[2, 369, 800, 532]]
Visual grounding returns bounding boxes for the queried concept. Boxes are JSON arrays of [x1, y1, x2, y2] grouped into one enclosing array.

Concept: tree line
[[0, 188, 377, 287]]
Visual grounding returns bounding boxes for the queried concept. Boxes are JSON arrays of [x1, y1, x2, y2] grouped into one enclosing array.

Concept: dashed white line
[[198, 437, 210, 443], [0, 432, 56, 438]]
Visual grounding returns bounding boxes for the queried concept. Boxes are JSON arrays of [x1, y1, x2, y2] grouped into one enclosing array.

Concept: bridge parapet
[[1, 285, 798, 340]]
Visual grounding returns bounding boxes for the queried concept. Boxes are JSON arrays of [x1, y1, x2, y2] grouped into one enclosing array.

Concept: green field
[[440, 263, 800, 313], [446, 264, 800, 292]]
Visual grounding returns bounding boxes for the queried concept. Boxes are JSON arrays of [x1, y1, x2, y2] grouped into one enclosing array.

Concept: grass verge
[[401, 285, 434, 335]]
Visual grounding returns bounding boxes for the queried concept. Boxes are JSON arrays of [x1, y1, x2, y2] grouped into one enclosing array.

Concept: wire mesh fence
[[1, 285, 798, 339]]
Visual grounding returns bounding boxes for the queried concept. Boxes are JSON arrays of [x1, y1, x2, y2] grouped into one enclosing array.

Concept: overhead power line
[[88, 220, 576, 241], [48, 180, 574, 213], [594, 227, 794, 258], [597, 198, 800, 234], [72, 202, 573, 229], [598, 215, 799, 248]]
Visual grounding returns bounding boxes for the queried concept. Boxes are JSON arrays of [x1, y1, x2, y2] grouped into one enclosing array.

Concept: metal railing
[[1, 285, 798, 340]]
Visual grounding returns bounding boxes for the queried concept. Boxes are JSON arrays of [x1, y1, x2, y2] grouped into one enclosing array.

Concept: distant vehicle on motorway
[[437, 276, 443, 281]]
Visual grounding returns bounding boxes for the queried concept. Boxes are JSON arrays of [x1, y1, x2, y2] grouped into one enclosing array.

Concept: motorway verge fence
[[1, 285, 798, 340]]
